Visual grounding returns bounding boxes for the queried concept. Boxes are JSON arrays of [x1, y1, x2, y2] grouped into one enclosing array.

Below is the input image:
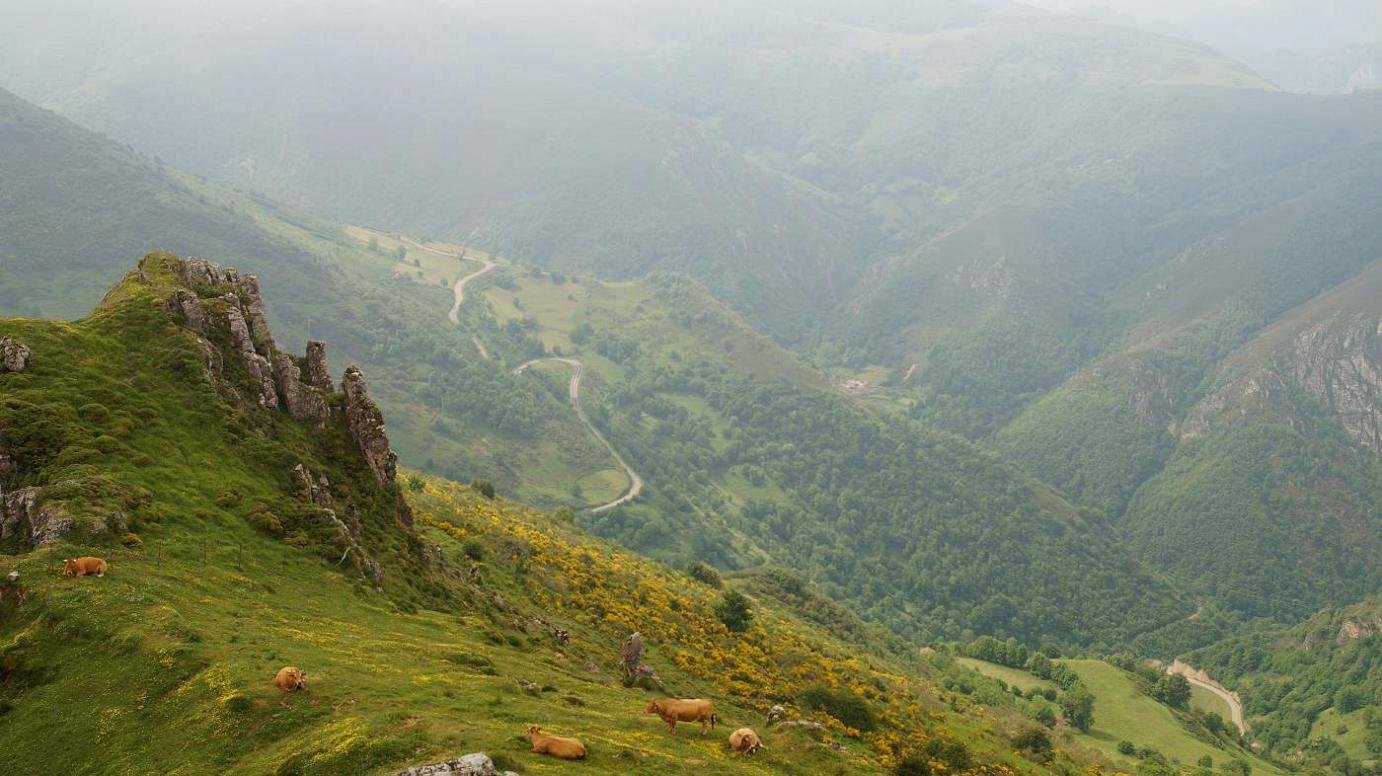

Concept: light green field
[[1310, 707, 1376, 765], [1188, 683, 1233, 721], [344, 225, 498, 290], [1058, 660, 1280, 774], [955, 657, 1055, 693]]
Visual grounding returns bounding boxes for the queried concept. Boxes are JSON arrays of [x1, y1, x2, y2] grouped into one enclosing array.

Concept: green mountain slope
[[0, 255, 1095, 774], [1188, 597, 1382, 774], [0, 84, 624, 510], [473, 270, 1191, 648]]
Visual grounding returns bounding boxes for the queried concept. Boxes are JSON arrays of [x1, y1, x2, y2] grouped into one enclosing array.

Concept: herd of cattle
[[59, 558, 768, 764]]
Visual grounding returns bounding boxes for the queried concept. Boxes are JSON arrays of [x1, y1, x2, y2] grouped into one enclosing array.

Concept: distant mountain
[[1018, 0, 1382, 93]]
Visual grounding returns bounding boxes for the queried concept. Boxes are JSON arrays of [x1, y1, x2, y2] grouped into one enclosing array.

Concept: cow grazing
[[272, 666, 307, 691], [729, 727, 763, 754], [62, 557, 108, 577], [524, 726, 587, 760], [645, 698, 717, 735]]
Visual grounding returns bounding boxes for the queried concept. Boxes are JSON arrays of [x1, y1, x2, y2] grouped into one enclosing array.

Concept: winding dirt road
[[1168, 660, 1247, 735], [396, 236, 496, 324], [513, 357, 643, 512]]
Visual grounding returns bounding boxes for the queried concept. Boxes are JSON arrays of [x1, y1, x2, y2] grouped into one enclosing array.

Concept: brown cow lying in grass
[[524, 726, 587, 759], [62, 557, 108, 577], [729, 727, 763, 754], [645, 698, 717, 735], [272, 666, 307, 691]]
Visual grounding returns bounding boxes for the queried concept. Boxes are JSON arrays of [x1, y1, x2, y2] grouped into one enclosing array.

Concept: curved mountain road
[[397, 236, 496, 324], [1168, 661, 1247, 735], [514, 358, 643, 512]]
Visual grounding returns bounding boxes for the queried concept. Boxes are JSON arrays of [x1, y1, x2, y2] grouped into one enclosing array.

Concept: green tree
[[714, 589, 753, 633], [1060, 686, 1095, 731], [1335, 687, 1365, 714], [471, 479, 496, 500]]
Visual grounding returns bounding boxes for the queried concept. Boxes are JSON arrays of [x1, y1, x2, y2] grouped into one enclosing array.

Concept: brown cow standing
[[645, 698, 717, 735], [524, 726, 587, 759], [62, 557, 108, 577], [272, 666, 307, 691], [729, 727, 763, 754]]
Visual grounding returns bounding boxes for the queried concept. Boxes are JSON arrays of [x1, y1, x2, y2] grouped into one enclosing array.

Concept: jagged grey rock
[[223, 294, 279, 408], [342, 366, 398, 484], [0, 487, 72, 546], [292, 464, 333, 507], [393, 753, 515, 776], [273, 353, 328, 421], [167, 290, 207, 333], [1290, 313, 1381, 452], [305, 341, 334, 392], [236, 274, 275, 355], [1, 336, 30, 372]]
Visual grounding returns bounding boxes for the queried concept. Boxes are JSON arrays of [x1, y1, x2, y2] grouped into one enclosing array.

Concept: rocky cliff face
[[0, 254, 406, 560], [1288, 312, 1381, 453], [342, 366, 398, 486], [1182, 312, 1382, 452], [164, 254, 402, 475]]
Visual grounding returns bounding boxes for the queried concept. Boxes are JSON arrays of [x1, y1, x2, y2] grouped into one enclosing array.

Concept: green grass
[[1310, 707, 1375, 765], [955, 658, 1055, 694], [1187, 683, 1232, 721], [1057, 660, 1279, 773]]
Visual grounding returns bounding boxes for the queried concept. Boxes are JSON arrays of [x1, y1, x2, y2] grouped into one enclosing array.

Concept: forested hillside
[[479, 271, 1191, 647], [1189, 597, 1382, 774]]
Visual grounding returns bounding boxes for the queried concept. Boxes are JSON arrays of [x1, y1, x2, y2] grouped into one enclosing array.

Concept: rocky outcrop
[[223, 294, 279, 409], [165, 258, 344, 421], [273, 353, 328, 422], [1178, 313, 1382, 451], [342, 366, 398, 485], [394, 753, 517, 776], [0, 487, 73, 546], [1, 336, 30, 372], [305, 341, 334, 392], [1336, 612, 1382, 645], [292, 464, 333, 507], [1288, 313, 1381, 453]]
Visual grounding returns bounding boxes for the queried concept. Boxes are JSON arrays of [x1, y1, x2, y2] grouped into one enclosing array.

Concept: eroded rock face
[[273, 353, 328, 422], [223, 293, 279, 409], [1289, 313, 1382, 453], [292, 464, 333, 507], [1, 336, 30, 372], [1179, 314, 1382, 452], [0, 487, 72, 546], [305, 341, 334, 393], [342, 366, 398, 485]]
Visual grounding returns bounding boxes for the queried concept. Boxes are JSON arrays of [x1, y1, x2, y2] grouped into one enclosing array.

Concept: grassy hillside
[[953, 657, 1279, 774], [1, 255, 1106, 774]]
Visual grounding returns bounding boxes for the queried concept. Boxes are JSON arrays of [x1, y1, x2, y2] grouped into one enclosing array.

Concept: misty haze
[[0, 1, 1378, 774]]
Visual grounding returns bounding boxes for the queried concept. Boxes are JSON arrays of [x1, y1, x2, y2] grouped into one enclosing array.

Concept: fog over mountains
[[1, 2, 1379, 773]]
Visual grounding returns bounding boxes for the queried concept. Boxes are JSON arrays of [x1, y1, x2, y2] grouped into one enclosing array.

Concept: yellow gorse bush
[[409, 478, 1015, 769]]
